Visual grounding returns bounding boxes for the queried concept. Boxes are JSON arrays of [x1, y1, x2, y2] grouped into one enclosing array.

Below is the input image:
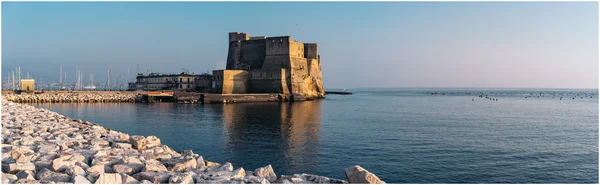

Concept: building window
[[270, 74, 273, 78], [187, 84, 190, 88], [180, 85, 182, 88], [187, 78, 190, 83]]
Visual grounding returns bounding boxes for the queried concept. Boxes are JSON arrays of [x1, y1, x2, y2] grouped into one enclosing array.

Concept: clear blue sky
[[2, 2, 598, 89]]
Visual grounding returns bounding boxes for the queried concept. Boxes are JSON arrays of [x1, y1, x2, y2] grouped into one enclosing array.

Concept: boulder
[[163, 158, 197, 172], [133, 172, 171, 184], [86, 164, 108, 177], [37, 143, 60, 153], [207, 162, 233, 172], [168, 173, 195, 184], [139, 180, 153, 184], [142, 159, 168, 172], [129, 136, 146, 150], [2, 173, 18, 184], [66, 165, 87, 176], [344, 165, 385, 184], [8, 163, 36, 174], [15, 170, 36, 180], [120, 173, 139, 184], [114, 143, 132, 149], [145, 135, 161, 146], [95, 173, 122, 184], [51, 157, 72, 172], [205, 161, 220, 167], [36, 168, 71, 182], [196, 156, 206, 168], [72, 175, 92, 184], [15, 179, 40, 184], [112, 164, 134, 174], [253, 165, 277, 182], [243, 176, 270, 184], [182, 150, 194, 158], [34, 161, 52, 172]]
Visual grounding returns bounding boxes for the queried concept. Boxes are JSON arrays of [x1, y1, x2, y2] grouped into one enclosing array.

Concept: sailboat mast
[[59, 64, 63, 90], [12, 71, 15, 90]]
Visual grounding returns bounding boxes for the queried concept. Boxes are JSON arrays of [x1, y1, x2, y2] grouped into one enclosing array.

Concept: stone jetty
[[1, 98, 385, 184], [3, 93, 137, 103]]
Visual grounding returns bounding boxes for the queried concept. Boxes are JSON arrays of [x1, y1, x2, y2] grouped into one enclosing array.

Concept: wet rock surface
[[1, 97, 384, 184]]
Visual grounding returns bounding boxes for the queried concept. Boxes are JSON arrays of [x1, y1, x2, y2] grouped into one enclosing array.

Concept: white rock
[[8, 163, 36, 174], [143, 159, 168, 172], [253, 165, 277, 183], [72, 175, 92, 184], [2, 173, 18, 183], [95, 173, 122, 184], [133, 172, 171, 183], [168, 173, 195, 184], [66, 165, 87, 176], [344, 165, 385, 184]]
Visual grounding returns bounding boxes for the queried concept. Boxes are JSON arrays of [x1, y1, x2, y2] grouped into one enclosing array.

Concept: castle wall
[[229, 32, 249, 42], [239, 39, 266, 69], [246, 69, 286, 93], [262, 56, 291, 69], [213, 70, 247, 94], [306, 58, 320, 77], [226, 41, 242, 69], [304, 43, 318, 59], [289, 40, 305, 58], [226, 32, 249, 70], [266, 36, 290, 56]]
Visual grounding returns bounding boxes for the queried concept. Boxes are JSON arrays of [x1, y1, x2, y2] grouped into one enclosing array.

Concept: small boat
[[83, 85, 97, 90]]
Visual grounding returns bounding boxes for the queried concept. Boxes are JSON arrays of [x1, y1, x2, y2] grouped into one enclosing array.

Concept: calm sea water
[[33, 88, 599, 183]]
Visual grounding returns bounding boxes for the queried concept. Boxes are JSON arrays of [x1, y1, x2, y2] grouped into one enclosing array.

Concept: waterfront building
[[128, 72, 212, 92], [21, 79, 35, 92]]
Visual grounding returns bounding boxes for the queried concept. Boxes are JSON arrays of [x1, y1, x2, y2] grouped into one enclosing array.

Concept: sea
[[33, 88, 599, 183]]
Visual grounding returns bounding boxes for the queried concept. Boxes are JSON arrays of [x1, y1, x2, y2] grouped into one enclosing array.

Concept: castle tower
[[226, 32, 250, 69]]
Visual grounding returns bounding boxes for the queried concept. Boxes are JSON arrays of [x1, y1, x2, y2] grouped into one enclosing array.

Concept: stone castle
[[212, 32, 325, 100]]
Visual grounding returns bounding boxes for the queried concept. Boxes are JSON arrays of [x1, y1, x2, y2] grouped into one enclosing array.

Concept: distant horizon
[[2, 2, 598, 89], [326, 86, 599, 91]]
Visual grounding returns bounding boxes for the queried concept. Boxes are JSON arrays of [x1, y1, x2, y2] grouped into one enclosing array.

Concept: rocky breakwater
[[3, 93, 137, 103], [1, 99, 386, 184]]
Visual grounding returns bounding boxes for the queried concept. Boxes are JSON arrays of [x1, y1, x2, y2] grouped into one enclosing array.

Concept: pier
[[325, 91, 353, 95]]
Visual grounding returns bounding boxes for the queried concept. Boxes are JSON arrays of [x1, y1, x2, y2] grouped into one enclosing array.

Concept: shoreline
[[1, 91, 329, 104], [0, 97, 384, 184]]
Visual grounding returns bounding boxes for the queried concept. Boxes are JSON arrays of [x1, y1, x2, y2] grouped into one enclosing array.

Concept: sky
[[2, 2, 598, 89]]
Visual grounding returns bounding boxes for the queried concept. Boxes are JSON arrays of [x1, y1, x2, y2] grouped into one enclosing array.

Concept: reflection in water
[[220, 101, 322, 174]]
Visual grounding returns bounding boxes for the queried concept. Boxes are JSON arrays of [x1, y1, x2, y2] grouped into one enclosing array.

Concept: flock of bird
[[422, 91, 598, 102]]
